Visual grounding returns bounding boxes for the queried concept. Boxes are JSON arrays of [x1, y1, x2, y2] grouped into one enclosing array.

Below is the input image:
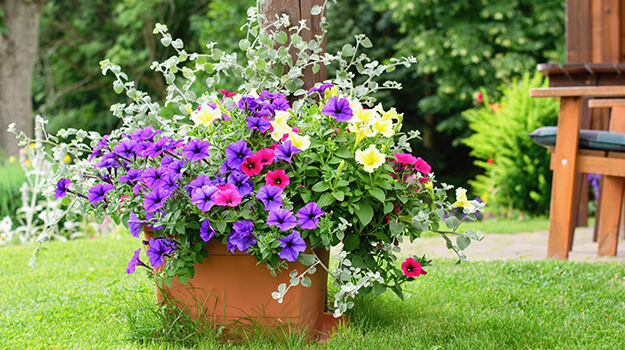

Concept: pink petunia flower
[[265, 169, 290, 189], [218, 89, 237, 97], [401, 258, 427, 278], [214, 187, 242, 207], [241, 155, 263, 176], [256, 148, 275, 165], [414, 157, 431, 175], [393, 153, 417, 166]]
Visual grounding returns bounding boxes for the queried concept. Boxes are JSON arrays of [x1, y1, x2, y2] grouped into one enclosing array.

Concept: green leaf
[[444, 216, 460, 229], [298, 253, 316, 266], [312, 63, 320, 74], [160, 36, 172, 47], [373, 282, 386, 295], [361, 37, 373, 48], [389, 220, 406, 236], [311, 5, 322, 15], [290, 277, 300, 286], [312, 182, 329, 192], [301, 277, 312, 287], [343, 234, 360, 250], [275, 31, 287, 44], [390, 285, 404, 301], [335, 148, 352, 159], [164, 277, 172, 288], [113, 80, 124, 94], [457, 235, 471, 251], [239, 39, 250, 51], [62, 197, 71, 206], [369, 187, 385, 203], [317, 192, 335, 208], [331, 191, 345, 201], [178, 275, 188, 285], [355, 202, 374, 226], [342, 44, 355, 57]]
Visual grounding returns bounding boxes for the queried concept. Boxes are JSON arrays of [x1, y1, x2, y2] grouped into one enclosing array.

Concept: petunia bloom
[[143, 137, 173, 158], [146, 238, 176, 268], [296, 202, 325, 229], [278, 230, 307, 262], [126, 249, 147, 274], [265, 169, 290, 189], [393, 153, 417, 166], [285, 132, 311, 151], [119, 169, 144, 184], [129, 126, 161, 142], [225, 140, 253, 169], [227, 220, 256, 253], [246, 116, 272, 132], [113, 139, 138, 158], [274, 140, 301, 163], [452, 188, 476, 213], [355, 144, 386, 173], [322, 96, 353, 122], [270, 110, 292, 141], [88, 183, 115, 204], [214, 186, 242, 207], [267, 208, 297, 231], [191, 185, 219, 212], [256, 147, 275, 165], [227, 172, 253, 197], [143, 187, 171, 213], [128, 212, 146, 238], [414, 157, 432, 175], [256, 185, 283, 210], [200, 220, 216, 242], [54, 179, 72, 199], [401, 258, 427, 278], [141, 166, 168, 189], [240, 155, 263, 177], [181, 139, 211, 161], [191, 103, 222, 126]]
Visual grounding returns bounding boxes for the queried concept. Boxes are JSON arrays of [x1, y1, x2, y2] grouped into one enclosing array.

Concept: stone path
[[401, 226, 625, 262]]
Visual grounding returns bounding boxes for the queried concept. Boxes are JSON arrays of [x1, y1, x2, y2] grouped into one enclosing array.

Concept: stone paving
[[401, 226, 625, 263]]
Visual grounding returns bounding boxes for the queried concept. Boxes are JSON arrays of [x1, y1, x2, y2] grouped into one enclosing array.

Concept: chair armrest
[[530, 86, 625, 98]]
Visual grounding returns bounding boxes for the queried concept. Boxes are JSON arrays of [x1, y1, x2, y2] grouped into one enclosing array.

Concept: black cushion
[[527, 126, 625, 152]]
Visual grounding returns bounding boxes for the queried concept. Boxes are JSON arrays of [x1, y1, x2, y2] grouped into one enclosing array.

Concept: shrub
[[463, 72, 558, 215]]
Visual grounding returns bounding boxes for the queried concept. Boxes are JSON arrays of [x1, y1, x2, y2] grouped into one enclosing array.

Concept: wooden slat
[[602, 0, 622, 62], [548, 97, 583, 259], [588, 98, 625, 107], [577, 154, 625, 175], [531, 86, 625, 97], [592, 0, 604, 62], [598, 176, 624, 255], [566, 0, 592, 63]]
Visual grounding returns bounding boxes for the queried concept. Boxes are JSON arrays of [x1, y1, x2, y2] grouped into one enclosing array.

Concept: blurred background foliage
[[23, 0, 564, 222]]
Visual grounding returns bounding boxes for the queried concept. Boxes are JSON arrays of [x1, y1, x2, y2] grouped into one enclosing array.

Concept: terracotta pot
[[143, 229, 344, 339]]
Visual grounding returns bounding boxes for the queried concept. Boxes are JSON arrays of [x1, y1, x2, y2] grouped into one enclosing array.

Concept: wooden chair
[[531, 85, 625, 259]]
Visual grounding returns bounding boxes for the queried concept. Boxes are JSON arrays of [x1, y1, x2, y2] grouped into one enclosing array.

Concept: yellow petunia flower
[[453, 188, 476, 212], [372, 118, 394, 137], [270, 110, 293, 141], [355, 144, 386, 173], [191, 104, 221, 126], [286, 132, 311, 151], [381, 107, 399, 121], [351, 106, 377, 125]]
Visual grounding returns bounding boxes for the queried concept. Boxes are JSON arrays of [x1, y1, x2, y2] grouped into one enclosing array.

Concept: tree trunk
[[0, 0, 44, 156]]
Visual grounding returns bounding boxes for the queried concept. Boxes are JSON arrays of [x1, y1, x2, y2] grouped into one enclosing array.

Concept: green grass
[[2, 236, 624, 349]]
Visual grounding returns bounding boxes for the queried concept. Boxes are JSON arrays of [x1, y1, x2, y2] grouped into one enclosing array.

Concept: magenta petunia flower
[[241, 154, 263, 177], [126, 248, 147, 274], [296, 202, 324, 229], [54, 178, 72, 199], [256, 147, 275, 165], [88, 183, 115, 204], [322, 96, 353, 122], [191, 185, 219, 212], [256, 185, 283, 210], [267, 208, 297, 231], [401, 258, 427, 278], [143, 187, 171, 213], [414, 157, 431, 175], [278, 230, 307, 262], [214, 186, 242, 207], [219, 89, 237, 97], [182, 139, 211, 161], [265, 169, 290, 189], [393, 153, 417, 166]]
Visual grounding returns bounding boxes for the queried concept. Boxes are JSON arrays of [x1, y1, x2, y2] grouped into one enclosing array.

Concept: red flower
[[241, 155, 263, 176], [486, 158, 494, 165], [401, 258, 427, 278], [393, 153, 417, 166], [476, 92, 484, 102], [266, 169, 290, 189], [218, 89, 237, 97], [414, 157, 431, 175], [256, 147, 275, 165], [214, 187, 242, 207], [418, 177, 430, 184]]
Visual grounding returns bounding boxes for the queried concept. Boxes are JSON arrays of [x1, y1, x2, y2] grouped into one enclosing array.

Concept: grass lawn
[[1, 234, 624, 349]]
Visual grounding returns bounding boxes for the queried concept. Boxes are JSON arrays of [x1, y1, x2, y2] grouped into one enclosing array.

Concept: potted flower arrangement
[[11, 0, 484, 337]]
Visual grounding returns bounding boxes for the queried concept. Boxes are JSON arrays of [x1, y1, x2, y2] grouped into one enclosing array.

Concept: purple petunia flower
[[256, 185, 283, 210], [296, 202, 325, 229], [308, 83, 334, 95], [191, 185, 219, 212], [182, 139, 211, 161], [322, 96, 353, 122], [54, 179, 72, 199], [226, 220, 256, 253], [129, 126, 162, 142], [225, 140, 253, 169], [271, 98, 290, 112], [167, 159, 187, 175], [227, 172, 254, 197], [188, 174, 212, 194], [143, 187, 171, 213], [274, 140, 301, 163], [119, 169, 144, 184], [142, 166, 168, 189], [160, 172, 180, 192], [146, 237, 176, 268], [94, 153, 120, 169], [143, 137, 173, 158], [126, 248, 147, 274], [267, 208, 298, 231], [128, 212, 146, 238], [113, 139, 138, 158], [277, 230, 307, 262], [200, 220, 216, 242], [88, 183, 115, 204], [237, 96, 262, 112], [246, 116, 272, 132], [88, 135, 110, 162]]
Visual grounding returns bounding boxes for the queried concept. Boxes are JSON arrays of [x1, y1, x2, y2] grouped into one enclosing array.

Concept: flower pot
[[143, 229, 344, 339]]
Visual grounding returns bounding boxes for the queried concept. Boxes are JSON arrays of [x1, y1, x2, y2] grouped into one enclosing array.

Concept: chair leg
[[597, 176, 624, 256]]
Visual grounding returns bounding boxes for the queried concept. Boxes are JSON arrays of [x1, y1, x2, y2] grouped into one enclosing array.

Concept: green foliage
[[463, 72, 558, 215], [0, 155, 24, 224]]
